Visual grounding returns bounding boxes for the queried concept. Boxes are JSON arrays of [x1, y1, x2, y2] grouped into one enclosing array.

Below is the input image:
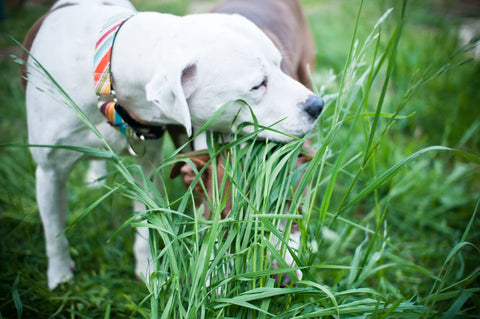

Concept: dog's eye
[[251, 78, 267, 92]]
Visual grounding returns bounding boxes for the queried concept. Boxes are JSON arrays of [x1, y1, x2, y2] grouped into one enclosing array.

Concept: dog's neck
[[108, 12, 181, 124], [94, 12, 166, 142]]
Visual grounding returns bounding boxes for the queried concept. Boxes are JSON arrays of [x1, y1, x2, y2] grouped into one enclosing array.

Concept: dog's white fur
[[25, 0, 320, 289]]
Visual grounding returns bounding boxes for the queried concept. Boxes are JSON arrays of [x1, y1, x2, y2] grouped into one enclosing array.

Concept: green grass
[[1, 0, 480, 318]]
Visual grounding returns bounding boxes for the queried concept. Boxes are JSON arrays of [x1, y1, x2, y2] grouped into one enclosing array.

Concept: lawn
[[0, 0, 479, 318]]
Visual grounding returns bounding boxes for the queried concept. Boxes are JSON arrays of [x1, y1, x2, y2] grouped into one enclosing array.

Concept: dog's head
[[145, 13, 323, 141]]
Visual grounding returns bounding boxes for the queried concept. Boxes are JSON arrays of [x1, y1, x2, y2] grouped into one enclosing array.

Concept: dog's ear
[[145, 61, 198, 136]]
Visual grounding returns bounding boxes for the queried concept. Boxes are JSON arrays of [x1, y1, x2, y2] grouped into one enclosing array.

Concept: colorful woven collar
[[93, 13, 165, 141]]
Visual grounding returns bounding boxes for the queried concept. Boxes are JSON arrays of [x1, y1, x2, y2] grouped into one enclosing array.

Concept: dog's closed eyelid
[[250, 77, 268, 92]]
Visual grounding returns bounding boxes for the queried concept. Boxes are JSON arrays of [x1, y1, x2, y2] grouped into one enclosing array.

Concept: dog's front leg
[[131, 139, 164, 281], [133, 202, 153, 281], [36, 166, 75, 290]]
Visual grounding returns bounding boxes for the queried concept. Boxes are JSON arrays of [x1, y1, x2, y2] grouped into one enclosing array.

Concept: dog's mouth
[[253, 126, 314, 143]]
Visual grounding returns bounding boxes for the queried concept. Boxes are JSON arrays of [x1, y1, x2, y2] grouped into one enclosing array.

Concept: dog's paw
[[134, 229, 153, 282], [47, 258, 76, 290]]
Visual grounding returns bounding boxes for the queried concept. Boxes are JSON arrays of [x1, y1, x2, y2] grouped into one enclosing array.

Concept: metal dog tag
[[127, 129, 146, 157]]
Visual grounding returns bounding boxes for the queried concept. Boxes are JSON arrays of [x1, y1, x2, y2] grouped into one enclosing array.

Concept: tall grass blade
[[441, 292, 473, 319], [103, 304, 111, 319], [11, 275, 23, 319]]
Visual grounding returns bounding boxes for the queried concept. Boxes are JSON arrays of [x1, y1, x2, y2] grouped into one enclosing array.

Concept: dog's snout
[[303, 95, 324, 120]]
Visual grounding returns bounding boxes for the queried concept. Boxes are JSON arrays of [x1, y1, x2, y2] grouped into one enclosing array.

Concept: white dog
[[23, 0, 323, 289]]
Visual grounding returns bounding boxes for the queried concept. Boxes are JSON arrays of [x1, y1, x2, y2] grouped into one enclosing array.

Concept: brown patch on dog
[[171, 150, 232, 220], [212, 0, 315, 88]]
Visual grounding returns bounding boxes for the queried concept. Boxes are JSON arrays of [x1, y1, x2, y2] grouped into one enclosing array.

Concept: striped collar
[[93, 13, 165, 145]]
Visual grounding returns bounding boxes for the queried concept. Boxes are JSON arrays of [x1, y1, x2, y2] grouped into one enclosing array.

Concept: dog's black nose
[[304, 95, 324, 120]]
